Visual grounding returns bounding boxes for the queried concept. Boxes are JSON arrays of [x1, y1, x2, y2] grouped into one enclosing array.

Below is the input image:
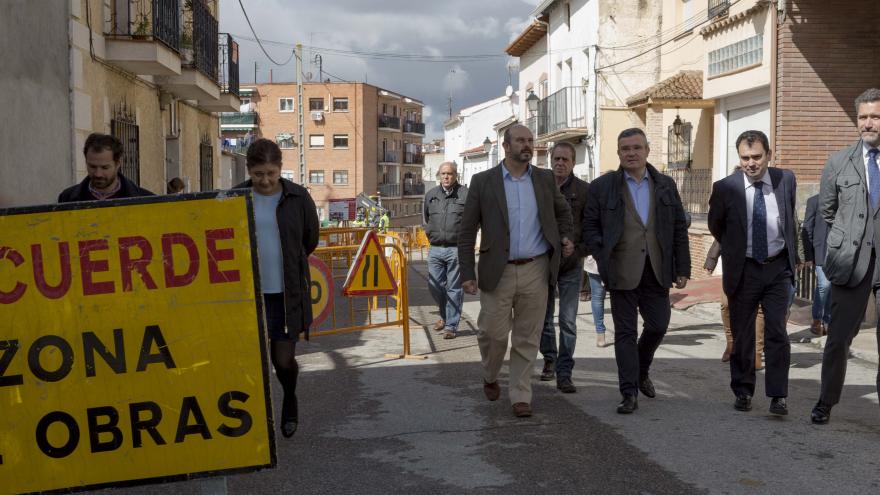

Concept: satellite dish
[[505, 85, 513, 97]]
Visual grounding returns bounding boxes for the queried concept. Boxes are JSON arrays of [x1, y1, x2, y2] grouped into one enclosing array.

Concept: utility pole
[[296, 44, 306, 186], [254, 61, 257, 84]]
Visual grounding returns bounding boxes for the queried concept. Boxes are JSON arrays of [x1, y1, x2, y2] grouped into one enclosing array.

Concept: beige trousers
[[477, 255, 550, 405], [721, 293, 765, 356]]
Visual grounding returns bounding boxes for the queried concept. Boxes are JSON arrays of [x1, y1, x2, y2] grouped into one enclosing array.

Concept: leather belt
[[747, 251, 785, 265], [507, 257, 536, 265]]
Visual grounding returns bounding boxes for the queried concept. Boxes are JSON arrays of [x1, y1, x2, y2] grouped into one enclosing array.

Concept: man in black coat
[[802, 194, 831, 336], [583, 127, 690, 414], [59, 133, 154, 202], [708, 130, 799, 416]]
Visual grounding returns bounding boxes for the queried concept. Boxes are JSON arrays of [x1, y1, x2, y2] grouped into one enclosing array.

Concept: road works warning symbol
[[342, 230, 397, 296]]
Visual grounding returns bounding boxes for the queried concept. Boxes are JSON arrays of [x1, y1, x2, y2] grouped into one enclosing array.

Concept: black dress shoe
[[638, 375, 656, 398], [769, 397, 788, 416], [734, 394, 752, 412], [556, 377, 577, 394], [280, 394, 299, 438], [617, 394, 638, 414], [811, 401, 831, 424]]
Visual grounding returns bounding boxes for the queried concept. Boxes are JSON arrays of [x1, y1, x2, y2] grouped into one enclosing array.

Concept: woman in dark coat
[[237, 139, 319, 438]]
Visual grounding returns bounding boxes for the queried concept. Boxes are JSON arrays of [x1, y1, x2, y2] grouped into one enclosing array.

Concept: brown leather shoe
[[512, 402, 532, 417], [540, 360, 555, 381], [433, 320, 445, 332], [443, 330, 456, 340], [810, 319, 823, 336], [483, 380, 500, 401], [721, 343, 733, 362]]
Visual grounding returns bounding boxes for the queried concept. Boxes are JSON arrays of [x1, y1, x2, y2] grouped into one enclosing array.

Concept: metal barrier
[[309, 229, 424, 359]]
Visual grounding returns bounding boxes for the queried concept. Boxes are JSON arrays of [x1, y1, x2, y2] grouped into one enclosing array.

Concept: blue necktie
[[869, 149, 880, 210], [752, 181, 767, 262]]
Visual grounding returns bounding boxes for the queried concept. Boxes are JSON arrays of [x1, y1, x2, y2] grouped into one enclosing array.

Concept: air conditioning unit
[[310, 111, 324, 121]]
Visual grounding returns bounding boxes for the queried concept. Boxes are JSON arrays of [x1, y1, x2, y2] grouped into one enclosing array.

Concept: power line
[[236, 0, 296, 66]]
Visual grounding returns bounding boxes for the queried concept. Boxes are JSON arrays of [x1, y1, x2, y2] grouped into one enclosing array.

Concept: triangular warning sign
[[342, 230, 398, 296]]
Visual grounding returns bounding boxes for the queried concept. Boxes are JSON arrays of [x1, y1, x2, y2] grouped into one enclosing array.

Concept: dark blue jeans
[[540, 262, 583, 378], [811, 265, 832, 324], [588, 273, 607, 334], [427, 246, 462, 331]]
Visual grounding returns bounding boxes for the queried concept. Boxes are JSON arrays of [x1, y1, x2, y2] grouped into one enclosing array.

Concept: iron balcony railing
[[184, 0, 218, 82], [403, 183, 425, 196], [110, 0, 180, 51], [708, 0, 730, 19], [219, 33, 239, 96], [403, 121, 425, 134], [220, 111, 258, 126], [403, 152, 424, 165], [536, 86, 588, 136], [378, 115, 401, 130], [378, 183, 401, 197], [379, 150, 399, 163]]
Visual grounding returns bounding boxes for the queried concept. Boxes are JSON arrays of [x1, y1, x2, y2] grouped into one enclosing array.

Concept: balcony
[[403, 152, 424, 165], [535, 86, 589, 142], [220, 111, 258, 131], [379, 150, 399, 164], [199, 33, 241, 112], [104, 0, 182, 76], [378, 115, 401, 131], [403, 182, 425, 196], [403, 120, 425, 135], [156, 0, 219, 101], [708, 0, 730, 19], [378, 183, 401, 197]]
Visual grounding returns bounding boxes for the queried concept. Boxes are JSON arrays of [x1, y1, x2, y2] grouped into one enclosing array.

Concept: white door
[[726, 103, 770, 174]]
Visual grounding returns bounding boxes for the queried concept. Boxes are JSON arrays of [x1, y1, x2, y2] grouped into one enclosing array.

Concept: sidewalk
[[670, 274, 878, 365]]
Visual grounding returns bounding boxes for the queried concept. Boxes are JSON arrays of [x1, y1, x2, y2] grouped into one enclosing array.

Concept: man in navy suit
[[708, 130, 799, 415]]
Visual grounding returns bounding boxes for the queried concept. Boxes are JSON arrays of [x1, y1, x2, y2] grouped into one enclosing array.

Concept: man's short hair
[[436, 161, 458, 179], [550, 142, 577, 162], [855, 88, 880, 113], [246, 138, 282, 168], [735, 130, 770, 154], [167, 177, 185, 194], [83, 133, 123, 162], [503, 124, 531, 144], [617, 128, 648, 145]]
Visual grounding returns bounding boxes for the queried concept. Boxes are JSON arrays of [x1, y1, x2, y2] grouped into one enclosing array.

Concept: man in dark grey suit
[[812, 88, 880, 424], [459, 124, 573, 418], [583, 128, 690, 414], [708, 130, 799, 415], [802, 194, 831, 336]]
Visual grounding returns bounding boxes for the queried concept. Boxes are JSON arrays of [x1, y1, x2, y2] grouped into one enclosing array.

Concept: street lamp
[[483, 137, 492, 154], [673, 107, 683, 136], [526, 90, 539, 115]]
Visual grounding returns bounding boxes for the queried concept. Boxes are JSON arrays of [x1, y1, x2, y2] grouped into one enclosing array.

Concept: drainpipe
[[770, 0, 780, 170]]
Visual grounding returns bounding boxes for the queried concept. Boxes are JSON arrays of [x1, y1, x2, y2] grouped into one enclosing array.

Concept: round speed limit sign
[[309, 255, 334, 327]]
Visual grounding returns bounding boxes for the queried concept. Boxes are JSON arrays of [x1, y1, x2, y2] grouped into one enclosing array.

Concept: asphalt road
[[97, 259, 880, 495]]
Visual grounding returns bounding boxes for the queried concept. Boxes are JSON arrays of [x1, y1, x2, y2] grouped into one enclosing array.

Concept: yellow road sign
[[308, 255, 333, 326], [342, 230, 397, 296], [0, 192, 274, 494]]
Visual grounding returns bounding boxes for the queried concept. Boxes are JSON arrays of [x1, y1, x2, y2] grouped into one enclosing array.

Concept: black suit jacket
[[802, 194, 829, 266], [458, 162, 573, 291], [708, 168, 799, 296], [582, 163, 691, 289]]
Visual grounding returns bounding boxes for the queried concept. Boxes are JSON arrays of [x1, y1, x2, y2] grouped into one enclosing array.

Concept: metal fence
[[537, 86, 588, 136], [664, 168, 712, 215], [189, 0, 218, 81], [709, 0, 730, 19], [111, 103, 141, 185]]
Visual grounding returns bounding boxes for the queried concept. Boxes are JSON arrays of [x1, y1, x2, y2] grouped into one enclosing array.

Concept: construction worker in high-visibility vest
[[378, 210, 390, 233]]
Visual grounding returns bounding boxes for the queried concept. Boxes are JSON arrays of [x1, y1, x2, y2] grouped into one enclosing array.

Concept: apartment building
[[226, 82, 426, 226], [1, 0, 239, 206]]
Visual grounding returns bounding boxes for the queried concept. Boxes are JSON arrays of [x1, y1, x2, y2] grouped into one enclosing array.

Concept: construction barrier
[[309, 228, 424, 359]]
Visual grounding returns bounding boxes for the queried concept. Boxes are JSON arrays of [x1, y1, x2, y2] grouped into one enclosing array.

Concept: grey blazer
[[458, 162, 573, 292], [819, 141, 875, 287]]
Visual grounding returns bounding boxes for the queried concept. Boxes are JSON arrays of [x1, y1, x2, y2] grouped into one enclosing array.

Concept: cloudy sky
[[219, 0, 542, 139]]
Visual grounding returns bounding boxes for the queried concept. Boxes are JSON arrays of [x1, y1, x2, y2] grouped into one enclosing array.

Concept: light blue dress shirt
[[625, 169, 651, 225], [502, 162, 549, 260], [253, 190, 284, 293]]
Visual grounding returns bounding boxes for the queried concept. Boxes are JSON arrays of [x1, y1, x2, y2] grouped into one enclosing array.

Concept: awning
[[626, 70, 705, 108]]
